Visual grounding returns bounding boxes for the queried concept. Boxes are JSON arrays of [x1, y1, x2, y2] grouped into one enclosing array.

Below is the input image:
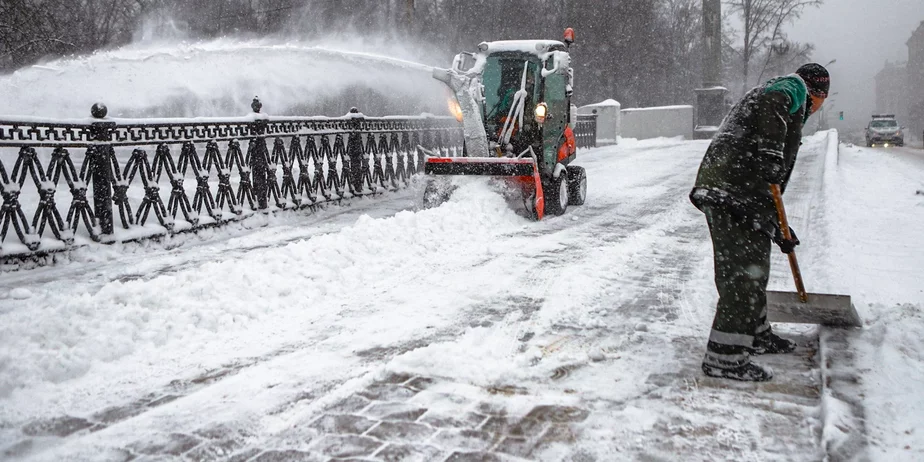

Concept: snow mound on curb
[[0, 179, 525, 398], [852, 303, 924, 457]]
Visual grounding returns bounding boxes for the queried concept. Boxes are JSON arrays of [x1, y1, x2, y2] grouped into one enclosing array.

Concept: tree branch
[[1, 37, 77, 59]]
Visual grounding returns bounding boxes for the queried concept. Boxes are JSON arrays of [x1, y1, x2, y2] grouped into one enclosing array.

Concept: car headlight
[[535, 102, 549, 125]]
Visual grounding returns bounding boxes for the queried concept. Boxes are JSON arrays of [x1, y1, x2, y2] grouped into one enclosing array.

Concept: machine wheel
[[566, 165, 587, 206], [544, 169, 569, 216], [423, 178, 454, 209]]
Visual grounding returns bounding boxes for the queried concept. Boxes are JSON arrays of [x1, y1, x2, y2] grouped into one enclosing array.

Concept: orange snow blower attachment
[[423, 31, 586, 221], [424, 156, 546, 220]]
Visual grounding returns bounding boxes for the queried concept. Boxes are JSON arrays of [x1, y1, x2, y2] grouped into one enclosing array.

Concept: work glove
[[772, 226, 800, 254]]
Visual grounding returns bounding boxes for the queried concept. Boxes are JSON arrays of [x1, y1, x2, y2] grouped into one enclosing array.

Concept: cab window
[[483, 56, 541, 131]]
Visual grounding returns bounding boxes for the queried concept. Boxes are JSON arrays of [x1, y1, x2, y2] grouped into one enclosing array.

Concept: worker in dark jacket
[[690, 63, 830, 382]]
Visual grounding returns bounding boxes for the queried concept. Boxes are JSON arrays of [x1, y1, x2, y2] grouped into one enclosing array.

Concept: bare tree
[[405, 0, 414, 30], [724, 0, 822, 93], [0, 0, 821, 113], [754, 39, 814, 82], [653, 0, 703, 105], [0, 0, 148, 71]]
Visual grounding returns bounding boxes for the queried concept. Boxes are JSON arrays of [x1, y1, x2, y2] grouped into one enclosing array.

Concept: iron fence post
[[250, 97, 270, 210], [348, 107, 364, 194], [89, 103, 115, 235]]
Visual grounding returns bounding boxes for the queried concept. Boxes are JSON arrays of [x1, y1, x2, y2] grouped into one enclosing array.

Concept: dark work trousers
[[702, 205, 772, 369]]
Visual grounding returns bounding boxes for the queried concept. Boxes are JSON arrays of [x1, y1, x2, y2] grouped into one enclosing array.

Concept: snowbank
[[820, 136, 924, 459], [0, 179, 528, 401]]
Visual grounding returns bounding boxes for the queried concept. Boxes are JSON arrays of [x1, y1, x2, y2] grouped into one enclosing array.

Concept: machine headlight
[[535, 102, 549, 125], [448, 97, 464, 123]]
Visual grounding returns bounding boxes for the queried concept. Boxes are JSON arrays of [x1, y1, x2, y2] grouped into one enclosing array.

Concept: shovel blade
[[766, 290, 861, 328]]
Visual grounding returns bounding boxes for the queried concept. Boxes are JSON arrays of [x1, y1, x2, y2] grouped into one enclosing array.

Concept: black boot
[[749, 330, 796, 355], [702, 361, 774, 382]]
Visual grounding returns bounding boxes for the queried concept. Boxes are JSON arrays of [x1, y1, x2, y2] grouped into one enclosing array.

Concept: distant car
[[865, 115, 904, 147]]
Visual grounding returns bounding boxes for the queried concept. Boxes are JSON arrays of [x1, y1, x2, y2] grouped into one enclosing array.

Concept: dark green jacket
[[690, 75, 809, 235]]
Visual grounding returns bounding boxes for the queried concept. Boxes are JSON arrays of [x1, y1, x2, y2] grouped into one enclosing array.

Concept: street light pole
[[816, 60, 837, 132], [694, 0, 728, 139], [818, 92, 838, 132]]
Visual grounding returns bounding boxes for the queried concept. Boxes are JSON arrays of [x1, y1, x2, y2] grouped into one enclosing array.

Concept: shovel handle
[[770, 184, 809, 303]]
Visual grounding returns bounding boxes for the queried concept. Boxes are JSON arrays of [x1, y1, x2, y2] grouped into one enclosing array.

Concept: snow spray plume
[[0, 15, 450, 119]]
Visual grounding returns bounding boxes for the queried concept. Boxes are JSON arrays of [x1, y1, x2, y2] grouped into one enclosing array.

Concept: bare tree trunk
[[727, 0, 823, 94], [217, 0, 225, 35], [405, 0, 413, 31]]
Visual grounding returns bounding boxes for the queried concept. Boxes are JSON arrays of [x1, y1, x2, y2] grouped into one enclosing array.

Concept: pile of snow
[[821, 141, 924, 457], [0, 179, 527, 403]]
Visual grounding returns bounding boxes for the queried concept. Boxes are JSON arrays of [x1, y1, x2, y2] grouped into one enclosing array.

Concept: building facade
[[875, 21, 924, 138], [907, 21, 924, 137], [876, 62, 907, 118]]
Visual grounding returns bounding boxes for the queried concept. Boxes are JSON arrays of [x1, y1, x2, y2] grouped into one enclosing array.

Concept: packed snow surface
[[0, 133, 921, 461], [821, 143, 924, 458]]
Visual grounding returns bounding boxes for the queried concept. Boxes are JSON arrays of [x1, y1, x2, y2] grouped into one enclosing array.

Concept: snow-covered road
[[1, 134, 922, 461]]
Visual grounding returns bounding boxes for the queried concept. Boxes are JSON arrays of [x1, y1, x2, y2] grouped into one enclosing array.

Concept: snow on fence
[[0, 100, 462, 257], [578, 100, 620, 145], [0, 100, 598, 258], [620, 105, 694, 140]]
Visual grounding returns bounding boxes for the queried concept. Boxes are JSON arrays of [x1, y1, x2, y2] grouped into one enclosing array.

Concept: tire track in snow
[[0, 188, 423, 290], [7, 144, 701, 459], [4, 139, 830, 460], [508, 142, 828, 461]]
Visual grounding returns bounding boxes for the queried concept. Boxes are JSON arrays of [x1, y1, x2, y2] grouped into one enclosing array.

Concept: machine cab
[[481, 52, 544, 153], [467, 40, 574, 169]]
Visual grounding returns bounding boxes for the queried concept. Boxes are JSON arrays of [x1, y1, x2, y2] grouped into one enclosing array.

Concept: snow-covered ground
[[822, 143, 924, 459], [1, 133, 922, 461]]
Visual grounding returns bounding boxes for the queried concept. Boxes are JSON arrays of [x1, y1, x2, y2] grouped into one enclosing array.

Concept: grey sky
[[779, 0, 923, 130]]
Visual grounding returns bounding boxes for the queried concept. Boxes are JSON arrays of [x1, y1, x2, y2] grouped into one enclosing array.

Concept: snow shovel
[[765, 184, 861, 327]]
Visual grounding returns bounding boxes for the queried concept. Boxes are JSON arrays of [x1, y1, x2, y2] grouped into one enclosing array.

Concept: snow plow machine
[[423, 29, 587, 220]]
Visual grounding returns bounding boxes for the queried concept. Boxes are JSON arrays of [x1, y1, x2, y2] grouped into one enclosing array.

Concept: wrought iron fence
[[575, 114, 597, 149], [0, 100, 464, 256], [1, 100, 598, 257]]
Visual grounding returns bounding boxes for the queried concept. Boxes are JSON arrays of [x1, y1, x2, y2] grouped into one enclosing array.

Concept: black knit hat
[[796, 63, 830, 97]]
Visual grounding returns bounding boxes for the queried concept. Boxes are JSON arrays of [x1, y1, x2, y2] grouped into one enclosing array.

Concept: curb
[[817, 129, 869, 460]]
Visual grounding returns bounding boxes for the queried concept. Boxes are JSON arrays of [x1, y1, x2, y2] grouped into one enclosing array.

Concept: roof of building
[[908, 20, 924, 46]]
